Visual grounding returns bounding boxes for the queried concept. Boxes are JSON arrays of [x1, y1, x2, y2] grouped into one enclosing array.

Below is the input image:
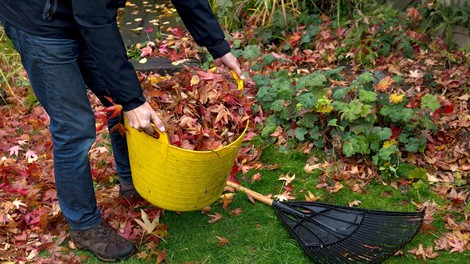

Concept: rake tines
[[274, 201, 425, 264]]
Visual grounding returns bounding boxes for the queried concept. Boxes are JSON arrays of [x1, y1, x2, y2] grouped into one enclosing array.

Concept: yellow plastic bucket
[[125, 123, 247, 211]]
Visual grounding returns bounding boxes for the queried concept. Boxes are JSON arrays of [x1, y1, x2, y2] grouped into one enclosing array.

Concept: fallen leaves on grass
[[135, 209, 160, 234], [304, 190, 322, 202], [408, 244, 439, 261], [208, 213, 223, 224], [216, 236, 229, 246], [220, 193, 234, 210], [273, 191, 296, 202], [230, 208, 244, 216], [278, 173, 296, 185]]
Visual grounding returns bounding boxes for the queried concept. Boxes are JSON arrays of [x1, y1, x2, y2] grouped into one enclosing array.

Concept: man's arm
[[171, 0, 243, 78], [170, 0, 230, 59]]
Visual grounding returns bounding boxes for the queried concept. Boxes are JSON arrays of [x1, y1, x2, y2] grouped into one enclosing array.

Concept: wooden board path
[[119, 0, 199, 74]]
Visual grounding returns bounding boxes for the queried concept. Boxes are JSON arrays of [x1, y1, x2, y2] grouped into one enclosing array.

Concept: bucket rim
[[125, 120, 249, 154]]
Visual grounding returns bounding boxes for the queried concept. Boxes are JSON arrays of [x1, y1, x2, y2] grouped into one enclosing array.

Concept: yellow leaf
[[304, 190, 321, 202], [328, 181, 344, 193], [389, 93, 404, 104], [12, 199, 27, 209], [278, 173, 295, 185], [316, 104, 333, 113], [130, 27, 143, 32], [189, 75, 200, 86], [149, 77, 159, 84], [138, 58, 147, 64], [383, 139, 397, 148], [348, 200, 362, 207], [135, 209, 159, 234], [304, 163, 321, 173]]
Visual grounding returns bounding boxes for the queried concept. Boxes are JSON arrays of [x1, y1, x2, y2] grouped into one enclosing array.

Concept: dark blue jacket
[[0, 0, 230, 111]]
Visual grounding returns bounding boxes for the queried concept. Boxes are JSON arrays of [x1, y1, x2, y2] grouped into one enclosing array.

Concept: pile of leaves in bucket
[[139, 67, 254, 151]]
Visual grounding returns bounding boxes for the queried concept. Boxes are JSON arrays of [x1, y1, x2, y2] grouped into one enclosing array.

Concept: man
[[0, 0, 243, 262]]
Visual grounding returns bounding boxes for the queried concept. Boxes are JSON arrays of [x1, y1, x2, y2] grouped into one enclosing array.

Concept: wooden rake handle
[[226, 181, 274, 206]]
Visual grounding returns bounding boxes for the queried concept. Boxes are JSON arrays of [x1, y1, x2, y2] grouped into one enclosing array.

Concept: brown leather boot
[[70, 222, 136, 262]]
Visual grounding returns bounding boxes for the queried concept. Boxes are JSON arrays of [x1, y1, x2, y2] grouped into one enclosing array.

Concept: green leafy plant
[[419, 0, 470, 48], [253, 68, 440, 178], [336, 4, 426, 67], [0, 28, 32, 106]]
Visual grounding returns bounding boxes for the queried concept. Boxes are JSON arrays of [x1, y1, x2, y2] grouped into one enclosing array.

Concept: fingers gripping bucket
[[125, 123, 247, 211]]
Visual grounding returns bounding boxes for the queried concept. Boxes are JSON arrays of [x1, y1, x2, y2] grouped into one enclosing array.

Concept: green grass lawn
[[80, 145, 470, 263]]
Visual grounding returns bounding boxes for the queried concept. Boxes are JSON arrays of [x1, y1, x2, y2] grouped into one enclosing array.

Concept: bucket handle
[[210, 67, 244, 90], [124, 117, 169, 163], [151, 124, 170, 144], [150, 124, 169, 163]]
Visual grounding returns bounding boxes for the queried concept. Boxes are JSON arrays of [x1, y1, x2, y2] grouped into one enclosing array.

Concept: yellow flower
[[383, 139, 397, 148], [316, 105, 333, 113], [389, 93, 404, 104]]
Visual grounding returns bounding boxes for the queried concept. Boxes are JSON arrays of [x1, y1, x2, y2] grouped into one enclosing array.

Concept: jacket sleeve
[[170, 0, 231, 59], [70, 0, 145, 111]]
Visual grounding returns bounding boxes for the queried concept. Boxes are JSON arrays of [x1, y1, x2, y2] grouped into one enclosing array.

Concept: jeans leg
[[2, 21, 102, 230], [77, 40, 132, 185]]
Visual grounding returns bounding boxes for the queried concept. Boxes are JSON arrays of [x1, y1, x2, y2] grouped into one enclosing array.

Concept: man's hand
[[124, 102, 165, 135], [214, 52, 245, 80]]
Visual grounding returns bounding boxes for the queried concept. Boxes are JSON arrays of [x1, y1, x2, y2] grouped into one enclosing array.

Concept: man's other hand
[[214, 52, 245, 80]]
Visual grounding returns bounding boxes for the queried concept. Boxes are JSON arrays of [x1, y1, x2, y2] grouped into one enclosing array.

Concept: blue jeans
[[1, 19, 132, 230]]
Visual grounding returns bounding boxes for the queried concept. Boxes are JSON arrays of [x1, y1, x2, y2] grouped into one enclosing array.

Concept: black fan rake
[[227, 181, 425, 264]]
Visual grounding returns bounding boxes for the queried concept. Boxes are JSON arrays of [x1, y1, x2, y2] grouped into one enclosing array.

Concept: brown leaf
[[408, 244, 439, 261], [155, 249, 168, 264], [230, 208, 243, 216], [350, 183, 367, 194], [375, 76, 394, 91], [216, 236, 229, 246], [220, 193, 234, 210], [208, 212, 222, 224], [251, 173, 262, 183]]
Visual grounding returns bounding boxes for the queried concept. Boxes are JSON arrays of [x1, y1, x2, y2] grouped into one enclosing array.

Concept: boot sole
[[74, 242, 136, 262]]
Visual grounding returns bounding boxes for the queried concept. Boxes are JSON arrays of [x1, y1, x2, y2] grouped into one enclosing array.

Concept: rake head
[[273, 201, 425, 264]]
